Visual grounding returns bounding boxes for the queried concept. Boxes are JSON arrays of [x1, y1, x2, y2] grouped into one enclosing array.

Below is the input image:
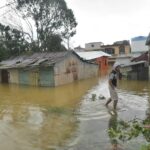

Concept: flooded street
[[0, 76, 149, 150]]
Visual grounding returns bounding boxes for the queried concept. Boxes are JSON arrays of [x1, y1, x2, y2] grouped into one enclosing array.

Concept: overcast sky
[[66, 0, 150, 48], [0, 0, 150, 48]]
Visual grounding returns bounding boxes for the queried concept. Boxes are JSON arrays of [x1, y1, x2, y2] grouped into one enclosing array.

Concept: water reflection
[[119, 79, 150, 96], [0, 77, 150, 150], [0, 77, 99, 150], [106, 79, 150, 150], [67, 78, 150, 150]]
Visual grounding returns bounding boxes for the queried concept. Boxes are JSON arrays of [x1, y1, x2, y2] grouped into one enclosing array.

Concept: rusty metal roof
[[0, 51, 69, 69], [0, 51, 97, 69], [121, 61, 147, 67], [131, 51, 148, 62]]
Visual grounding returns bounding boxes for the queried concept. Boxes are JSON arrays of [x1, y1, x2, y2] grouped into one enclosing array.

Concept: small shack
[[121, 61, 149, 80], [116, 52, 149, 80], [0, 51, 99, 87], [131, 51, 148, 62], [75, 51, 111, 74]]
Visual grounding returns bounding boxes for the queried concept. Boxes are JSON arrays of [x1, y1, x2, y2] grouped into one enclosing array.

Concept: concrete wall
[[39, 67, 54, 87], [85, 42, 103, 51], [29, 69, 39, 86], [5, 68, 39, 86], [0, 53, 99, 87], [19, 69, 30, 85], [9, 69, 19, 84], [77, 61, 98, 80], [114, 46, 119, 55], [54, 55, 75, 86], [125, 45, 131, 55], [54, 53, 99, 86], [103, 45, 130, 56]]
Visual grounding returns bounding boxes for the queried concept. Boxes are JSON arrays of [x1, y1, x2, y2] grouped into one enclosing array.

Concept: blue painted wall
[[19, 70, 30, 85], [39, 67, 54, 86]]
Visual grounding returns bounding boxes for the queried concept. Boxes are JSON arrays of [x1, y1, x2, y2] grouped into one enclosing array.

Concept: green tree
[[15, 0, 77, 51], [0, 23, 30, 60], [61, 9, 77, 49]]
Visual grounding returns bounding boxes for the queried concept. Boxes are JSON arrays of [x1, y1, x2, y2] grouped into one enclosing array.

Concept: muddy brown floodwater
[[0, 76, 149, 150]]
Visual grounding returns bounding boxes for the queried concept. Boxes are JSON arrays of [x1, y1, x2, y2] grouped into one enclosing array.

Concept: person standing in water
[[105, 62, 122, 110]]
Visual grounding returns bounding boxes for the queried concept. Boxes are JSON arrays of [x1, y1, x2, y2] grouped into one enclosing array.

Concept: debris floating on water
[[98, 94, 106, 100], [91, 94, 106, 101], [91, 94, 97, 101]]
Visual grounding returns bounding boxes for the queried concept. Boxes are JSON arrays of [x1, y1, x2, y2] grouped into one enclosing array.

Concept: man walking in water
[[105, 62, 122, 110]]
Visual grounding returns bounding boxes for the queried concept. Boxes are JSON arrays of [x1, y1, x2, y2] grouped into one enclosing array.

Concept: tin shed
[[0, 51, 99, 87]]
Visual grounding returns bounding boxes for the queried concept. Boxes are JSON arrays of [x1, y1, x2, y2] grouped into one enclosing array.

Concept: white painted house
[[85, 42, 104, 51]]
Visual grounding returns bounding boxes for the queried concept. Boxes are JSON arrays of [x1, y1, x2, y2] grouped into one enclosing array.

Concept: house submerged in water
[[119, 51, 149, 80], [0, 51, 99, 87]]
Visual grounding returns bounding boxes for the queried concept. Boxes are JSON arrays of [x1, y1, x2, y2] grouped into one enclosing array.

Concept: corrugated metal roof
[[0, 51, 98, 69], [0, 51, 69, 69], [131, 51, 148, 62], [121, 61, 146, 67], [0, 56, 25, 68], [75, 51, 111, 60]]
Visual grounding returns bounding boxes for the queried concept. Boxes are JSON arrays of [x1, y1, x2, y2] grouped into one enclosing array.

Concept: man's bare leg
[[113, 100, 118, 109], [105, 98, 112, 107]]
